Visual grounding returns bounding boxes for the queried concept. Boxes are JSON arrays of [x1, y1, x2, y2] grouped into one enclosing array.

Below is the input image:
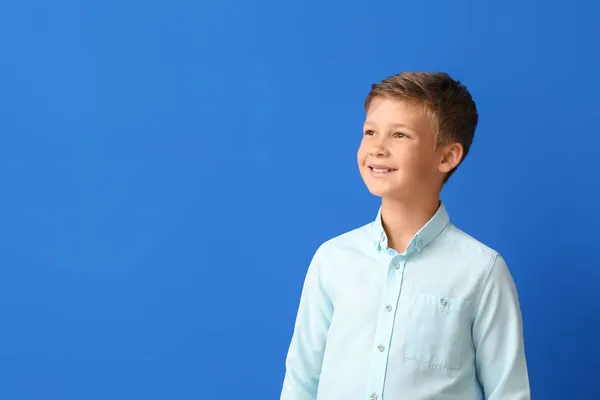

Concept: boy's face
[[357, 97, 448, 200]]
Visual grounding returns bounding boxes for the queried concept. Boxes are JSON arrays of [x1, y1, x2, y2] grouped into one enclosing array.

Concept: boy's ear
[[438, 142, 464, 174]]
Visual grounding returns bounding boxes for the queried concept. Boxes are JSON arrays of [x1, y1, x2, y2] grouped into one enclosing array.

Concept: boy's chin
[[365, 185, 403, 199]]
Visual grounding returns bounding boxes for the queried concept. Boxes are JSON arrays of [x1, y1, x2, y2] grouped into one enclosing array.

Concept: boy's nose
[[370, 144, 389, 157]]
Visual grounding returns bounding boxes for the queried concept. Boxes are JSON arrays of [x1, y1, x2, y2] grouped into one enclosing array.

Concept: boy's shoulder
[[313, 219, 376, 256], [442, 223, 506, 270], [444, 223, 500, 257]]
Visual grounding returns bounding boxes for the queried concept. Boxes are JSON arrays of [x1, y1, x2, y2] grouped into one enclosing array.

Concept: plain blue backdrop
[[1, 0, 599, 399]]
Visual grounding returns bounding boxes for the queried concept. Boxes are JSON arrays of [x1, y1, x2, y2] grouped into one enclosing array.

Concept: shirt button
[[385, 305, 392, 312], [378, 345, 385, 352], [440, 298, 447, 306], [371, 393, 378, 399], [394, 263, 400, 270]]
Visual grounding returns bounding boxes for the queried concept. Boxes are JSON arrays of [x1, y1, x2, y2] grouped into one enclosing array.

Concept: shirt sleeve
[[473, 253, 531, 400], [280, 244, 334, 400]]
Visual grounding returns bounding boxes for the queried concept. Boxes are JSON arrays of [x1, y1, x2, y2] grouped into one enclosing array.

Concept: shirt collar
[[371, 201, 450, 254]]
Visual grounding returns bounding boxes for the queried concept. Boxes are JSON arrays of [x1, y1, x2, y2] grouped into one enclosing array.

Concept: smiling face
[[357, 96, 457, 200]]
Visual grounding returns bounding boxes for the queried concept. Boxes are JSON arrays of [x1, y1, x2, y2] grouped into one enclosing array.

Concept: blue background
[[1, 0, 599, 399]]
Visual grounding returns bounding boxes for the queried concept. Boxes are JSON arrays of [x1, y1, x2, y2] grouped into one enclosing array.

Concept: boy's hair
[[364, 72, 478, 182]]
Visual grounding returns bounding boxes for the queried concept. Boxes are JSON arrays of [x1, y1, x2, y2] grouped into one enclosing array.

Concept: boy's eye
[[394, 132, 409, 138], [364, 129, 376, 136]]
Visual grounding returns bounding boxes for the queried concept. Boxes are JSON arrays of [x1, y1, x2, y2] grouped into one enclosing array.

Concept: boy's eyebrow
[[388, 122, 414, 130], [364, 121, 418, 133]]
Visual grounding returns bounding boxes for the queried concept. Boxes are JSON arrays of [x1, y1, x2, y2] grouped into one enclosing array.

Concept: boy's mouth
[[370, 167, 396, 173], [368, 164, 397, 174]]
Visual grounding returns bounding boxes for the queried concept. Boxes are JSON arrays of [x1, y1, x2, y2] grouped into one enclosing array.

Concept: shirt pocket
[[404, 292, 472, 370]]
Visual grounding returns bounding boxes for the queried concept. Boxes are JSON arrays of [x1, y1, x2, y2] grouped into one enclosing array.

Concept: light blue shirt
[[281, 202, 530, 400]]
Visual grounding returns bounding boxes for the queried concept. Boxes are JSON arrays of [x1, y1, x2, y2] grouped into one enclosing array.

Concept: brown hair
[[364, 72, 478, 182]]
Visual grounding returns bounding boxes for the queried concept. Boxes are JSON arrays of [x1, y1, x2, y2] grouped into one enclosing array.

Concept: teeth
[[373, 168, 392, 173]]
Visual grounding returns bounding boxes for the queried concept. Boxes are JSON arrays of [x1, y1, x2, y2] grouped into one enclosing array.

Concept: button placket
[[367, 256, 405, 399]]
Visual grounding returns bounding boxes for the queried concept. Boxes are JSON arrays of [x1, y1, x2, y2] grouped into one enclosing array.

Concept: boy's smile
[[367, 163, 398, 177]]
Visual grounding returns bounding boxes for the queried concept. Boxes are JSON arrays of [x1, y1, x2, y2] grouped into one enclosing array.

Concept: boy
[[280, 72, 530, 400]]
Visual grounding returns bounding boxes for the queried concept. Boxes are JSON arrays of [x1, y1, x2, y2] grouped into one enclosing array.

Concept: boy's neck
[[380, 195, 441, 253]]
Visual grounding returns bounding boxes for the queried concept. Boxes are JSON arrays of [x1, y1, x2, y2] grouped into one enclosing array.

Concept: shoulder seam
[[474, 251, 499, 316]]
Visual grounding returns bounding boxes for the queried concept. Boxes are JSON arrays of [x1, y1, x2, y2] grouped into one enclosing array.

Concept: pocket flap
[[415, 292, 471, 314]]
